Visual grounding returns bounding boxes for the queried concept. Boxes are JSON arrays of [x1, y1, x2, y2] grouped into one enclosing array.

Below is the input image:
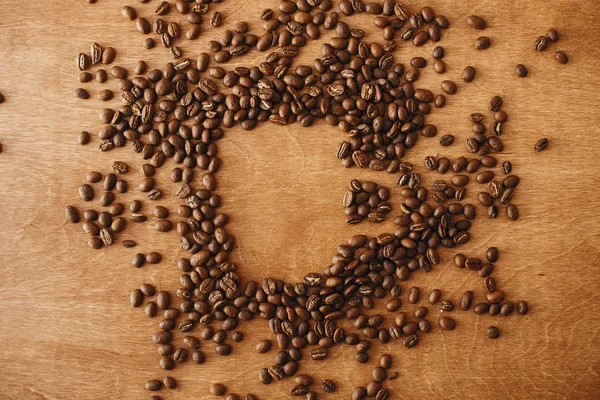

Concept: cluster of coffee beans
[[72, 167, 132, 249], [63, 1, 549, 399], [534, 28, 568, 64], [289, 375, 336, 397], [344, 179, 391, 224], [75, 44, 117, 100], [351, 354, 395, 399], [121, 1, 237, 55], [466, 14, 491, 50]]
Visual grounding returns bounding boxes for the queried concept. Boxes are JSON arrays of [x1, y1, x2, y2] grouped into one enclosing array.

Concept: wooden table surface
[[1, 0, 600, 399]]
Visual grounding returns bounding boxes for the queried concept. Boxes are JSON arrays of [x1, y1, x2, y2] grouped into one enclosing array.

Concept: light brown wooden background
[[1, 0, 600, 399]]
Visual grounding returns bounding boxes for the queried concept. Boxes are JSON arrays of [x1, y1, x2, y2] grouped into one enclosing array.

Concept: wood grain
[[0, 0, 600, 399]]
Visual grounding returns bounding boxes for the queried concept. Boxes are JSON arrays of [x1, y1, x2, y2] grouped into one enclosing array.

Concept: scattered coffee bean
[[555, 51, 568, 64], [515, 64, 528, 77], [535, 138, 549, 152], [487, 326, 500, 339], [475, 36, 491, 50], [75, 88, 90, 99], [547, 28, 559, 42], [467, 15, 486, 30], [322, 380, 336, 393]]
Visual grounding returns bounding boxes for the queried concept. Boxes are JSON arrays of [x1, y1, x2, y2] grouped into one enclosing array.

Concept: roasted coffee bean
[[79, 184, 94, 201], [132, 253, 145, 268], [486, 247, 499, 262], [440, 134, 454, 146], [501, 302, 515, 316], [322, 380, 336, 393], [441, 80, 457, 94], [462, 66, 476, 82], [428, 289, 441, 304], [408, 287, 420, 304], [467, 15, 486, 29], [517, 300, 529, 315], [438, 316, 456, 330], [130, 289, 143, 307], [75, 88, 90, 99], [145, 379, 162, 391], [475, 36, 491, 50], [534, 36, 549, 51], [515, 64, 528, 77], [79, 72, 93, 83], [460, 291, 473, 311], [210, 383, 227, 396], [487, 326, 500, 339], [432, 46, 445, 59], [547, 28, 559, 42], [490, 96, 503, 111], [535, 138, 549, 152], [256, 339, 272, 353], [65, 206, 80, 223], [506, 204, 519, 220], [404, 335, 418, 348], [440, 300, 454, 312]]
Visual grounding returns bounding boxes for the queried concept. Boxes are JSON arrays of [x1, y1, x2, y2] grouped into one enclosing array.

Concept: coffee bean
[[428, 289, 441, 304], [441, 80, 457, 94], [453, 253, 466, 268], [322, 380, 336, 393], [432, 46, 444, 59], [144, 301, 157, 317], [490, 96, 503, 111], [75, 88, 90, 99], [502, 161, 513, 174], [441, 300, 454, 312], [144, 38, 156, 49], [130, 289, 143, 307], [146, 252, 162, 264], [467, 15, 486, 29], [534, 36, 549, 51], [122, 6, 136, 20], [94, 70, 107, 84], [404, 334, 419, 348], [163, 377, 176, 390], [506, 204, 519, 220], [547, 28, 559, 42], [487, 326, 500, 339], [211, 12, 223, 27], [101, 47, 116, 64], [515, 64, 528, 77], [78, 184, 94, 201], [438, 316, 456, 330], [486, 247, 499, 262], [440, 134, 454, 146], [408, 287, 420, 304], [462, 66, 476, 82], [145, 379, 162, 391], [451, 174, 469, 187], [517, 300, 529, 315], [434, 94, 446, 108], [65, 206, 80, 223], [459, 291, 473, 311], [534, 137, 550, 153], [475, 36, 491, 50], [256, 339, 272, 353], [501, 302, 514, 316], [410, 57, 427, 68], [79, 72, 92, 83], [211, 383, 226, 396]]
